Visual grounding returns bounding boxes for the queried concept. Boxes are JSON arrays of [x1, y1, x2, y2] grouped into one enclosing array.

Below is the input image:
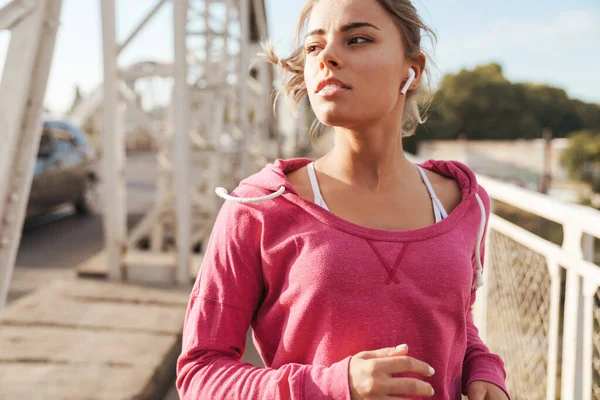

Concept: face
[[303, 0, 411, 129]]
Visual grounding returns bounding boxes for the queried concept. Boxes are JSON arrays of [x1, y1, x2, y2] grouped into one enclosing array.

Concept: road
[[8, 152, 157, 304]]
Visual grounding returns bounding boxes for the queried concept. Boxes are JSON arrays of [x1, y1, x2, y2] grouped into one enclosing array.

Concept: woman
[[177, 0, 510, 399]]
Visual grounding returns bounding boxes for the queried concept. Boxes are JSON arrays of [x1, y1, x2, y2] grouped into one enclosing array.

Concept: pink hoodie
[[177, 158, 509, 399]]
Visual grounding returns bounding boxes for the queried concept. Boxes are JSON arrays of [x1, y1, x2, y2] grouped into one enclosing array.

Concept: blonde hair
[[262, 0, 438, 139]]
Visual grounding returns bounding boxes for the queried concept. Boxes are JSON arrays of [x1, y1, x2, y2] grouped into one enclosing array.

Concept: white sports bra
[[306, 162, 449, 223]]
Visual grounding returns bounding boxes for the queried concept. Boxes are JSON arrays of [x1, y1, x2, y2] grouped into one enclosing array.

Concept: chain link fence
[[592, 291, 600, 399], [485, 230, 553, 400]]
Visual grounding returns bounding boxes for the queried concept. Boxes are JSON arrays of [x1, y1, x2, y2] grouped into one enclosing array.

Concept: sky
[[0, 0, 598, 115]]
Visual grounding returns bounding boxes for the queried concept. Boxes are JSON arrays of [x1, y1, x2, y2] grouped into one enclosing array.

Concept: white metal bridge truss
[[95, 0, 275, 285], [0, 0, 63, 313], [0, 0, 276, 309]]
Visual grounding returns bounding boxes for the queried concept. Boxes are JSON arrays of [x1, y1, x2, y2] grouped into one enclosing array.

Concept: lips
[[316, 77, 350, 93]]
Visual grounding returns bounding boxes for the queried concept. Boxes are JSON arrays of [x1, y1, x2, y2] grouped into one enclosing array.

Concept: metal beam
[[100, 0, 126, 280], [0, 0, 36, 31], [0, 0, 62, 314], [251, 0, 268, 39], [117, 0, 167, 56], [239, 0, 251, 178], [173, 0, 191, 284]]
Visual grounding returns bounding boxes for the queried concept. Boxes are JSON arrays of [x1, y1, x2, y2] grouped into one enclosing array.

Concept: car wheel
[[75, 177, 100, 215]]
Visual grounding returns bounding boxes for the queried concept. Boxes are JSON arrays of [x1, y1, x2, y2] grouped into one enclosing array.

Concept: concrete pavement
[[0, 278, 189, 400]]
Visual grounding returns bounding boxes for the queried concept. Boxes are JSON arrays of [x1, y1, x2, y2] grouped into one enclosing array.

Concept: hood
[[215, 157, 486, 290], [216, 157, 481, 202]]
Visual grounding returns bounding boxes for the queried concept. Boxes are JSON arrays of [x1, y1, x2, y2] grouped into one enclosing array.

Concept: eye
[[305, 44, 322, 54], [348, 36, 371, 45]]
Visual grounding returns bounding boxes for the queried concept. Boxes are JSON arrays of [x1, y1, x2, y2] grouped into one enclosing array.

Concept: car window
[[45, 120, 90, 147], [43, 127, 76, 155], [67, 124, 91, 147], [37, 128, 54, 157], [50, 127, 73, 142]]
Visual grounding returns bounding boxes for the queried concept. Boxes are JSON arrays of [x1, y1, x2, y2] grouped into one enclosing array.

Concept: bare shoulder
[[285, 166, 314, 203], [423, 169, 463, 214]]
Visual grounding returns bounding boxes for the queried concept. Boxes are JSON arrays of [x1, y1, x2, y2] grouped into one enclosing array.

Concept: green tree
[[420, 63, 528, 140], [416, 62, 597, 142], [572, 100, 600, 131], [516, 83, 583, 138], [561, 130, 600, 192]]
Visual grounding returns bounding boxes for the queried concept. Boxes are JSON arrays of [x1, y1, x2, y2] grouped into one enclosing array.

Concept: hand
[[349, 344, 435, 399], [467, 380, 509, 400]]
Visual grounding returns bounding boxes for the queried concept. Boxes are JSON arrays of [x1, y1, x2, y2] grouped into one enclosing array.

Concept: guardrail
[[475, 173, 600, 400]]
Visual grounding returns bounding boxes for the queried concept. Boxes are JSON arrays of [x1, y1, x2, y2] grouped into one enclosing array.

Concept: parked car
[[26, 120, 100, 218]]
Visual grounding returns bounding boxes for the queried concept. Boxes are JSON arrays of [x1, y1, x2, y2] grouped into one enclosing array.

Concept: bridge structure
[[0, 0, 281, 299], [1, 1, 600, 399]]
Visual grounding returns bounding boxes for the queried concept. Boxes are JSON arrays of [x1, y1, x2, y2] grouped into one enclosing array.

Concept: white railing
[[475, 174, 600, 400]]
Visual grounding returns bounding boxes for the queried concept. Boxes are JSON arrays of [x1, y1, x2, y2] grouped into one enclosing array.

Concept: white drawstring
[[215, 186, 286, 203]]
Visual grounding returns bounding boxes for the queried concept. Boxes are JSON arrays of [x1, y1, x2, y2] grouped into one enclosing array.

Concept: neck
[[321, 124, 414, 193]]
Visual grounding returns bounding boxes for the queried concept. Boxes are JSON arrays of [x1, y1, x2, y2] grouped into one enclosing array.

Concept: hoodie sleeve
[[176, 199, 352, 400], [462, 186, 510, 398], [463, 292, 510, 398]]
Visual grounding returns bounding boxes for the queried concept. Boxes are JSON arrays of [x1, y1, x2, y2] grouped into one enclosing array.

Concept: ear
[[402, 54, 427, 94], [400, 68, 416, 95]]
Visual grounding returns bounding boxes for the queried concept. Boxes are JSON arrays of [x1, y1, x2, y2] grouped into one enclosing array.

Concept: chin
[[314, 103, 364, 127]]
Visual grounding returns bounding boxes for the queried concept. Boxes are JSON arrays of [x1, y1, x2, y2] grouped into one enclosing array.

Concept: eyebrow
[[305, 22, 380, 39]]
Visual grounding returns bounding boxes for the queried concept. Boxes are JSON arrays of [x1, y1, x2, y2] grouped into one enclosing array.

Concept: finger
[[383, 377, 435, 397], [361, 344, 409, 360], [375, 356, 435, 377]]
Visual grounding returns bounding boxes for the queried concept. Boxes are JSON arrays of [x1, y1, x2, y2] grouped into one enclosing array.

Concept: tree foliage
[[560, 130, 600, 192], [416, 62, 598, 141]]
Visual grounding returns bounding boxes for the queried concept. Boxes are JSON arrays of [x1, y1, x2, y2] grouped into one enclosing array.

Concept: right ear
[[400, 68, 416, 95]]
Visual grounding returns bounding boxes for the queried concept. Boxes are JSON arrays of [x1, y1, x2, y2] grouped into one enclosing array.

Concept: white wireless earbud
[[400, 68, 416, 95]]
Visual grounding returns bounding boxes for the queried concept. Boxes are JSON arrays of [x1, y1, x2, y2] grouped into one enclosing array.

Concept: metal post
[[238, 0, 250, 178], [173, 0, 191, 284], [582, 279, 596, 400], [561, 267, 580, 399], [296, 97, 309, 155], [561, 224, 585, 399], [581, 234, 596, 400], [545, 258, 560, 400], [100, 0, 126, 280], [537, 128, 553, 194]]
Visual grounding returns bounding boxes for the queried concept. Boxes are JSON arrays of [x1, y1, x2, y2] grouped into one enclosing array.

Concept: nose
[[318, 44, 342, 70]]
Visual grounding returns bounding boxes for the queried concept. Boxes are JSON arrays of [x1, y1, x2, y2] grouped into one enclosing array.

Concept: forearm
[[177, 350, 352, 400]]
